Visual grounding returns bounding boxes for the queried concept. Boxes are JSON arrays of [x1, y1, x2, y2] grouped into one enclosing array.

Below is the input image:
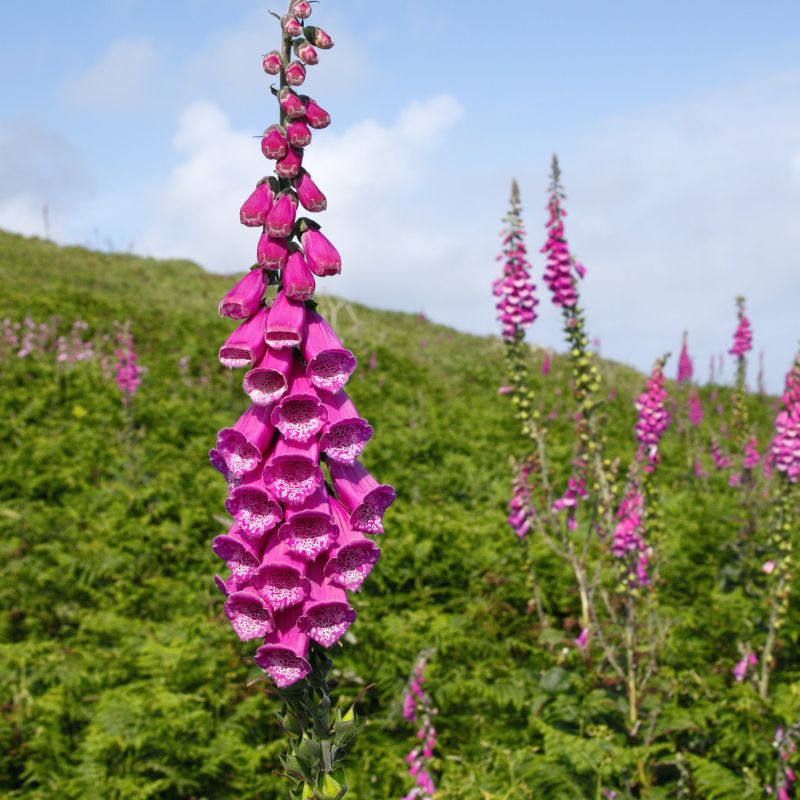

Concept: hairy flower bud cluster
[[635, 358, 671, 468], [493, 181, 538, 342], [211, 1, 394, 689], [401, 655, 438, 800], [677, 332, 693, 384], [772, 351, 800, 482]]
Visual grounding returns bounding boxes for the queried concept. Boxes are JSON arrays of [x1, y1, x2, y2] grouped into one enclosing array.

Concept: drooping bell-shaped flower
[[302, 310, 357, 392], [295, 171, 327, 212], [263, 436, 324, 507], [265, 291, 308, 349], [225, 474, 283, 540], [282, 250, 316, 301], [262, 51, 282, 75], [243, 347, 293, 406], [265, 193, 298, 238], [218, 269, 265, 320], [240, 181, 275, 226], [298, 563, 356, 648], [285, 60, 307, 87], [257, 232, 289, 270], [320, 391, 374, 463], [215, 403, 276, 479], [271, 362, 328, 442], [302, 96, 331, 129], [278, 487, 339, 561], [218, 306, 269, 369], [302, 227, 341, 275], [635, 357, 671, 468], [329, 460, 396, 534], [276, 146, 304, 179], [772, 351, 800, 482], [224, 587, 275, 642], [261, 124, 288, 160], [304, 26, 334, 49], [323, 498, 381, 591], [254, 606, 312, 688]]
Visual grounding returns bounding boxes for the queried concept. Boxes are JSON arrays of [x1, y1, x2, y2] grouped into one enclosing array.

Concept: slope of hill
[[0, 230, 789, 799]]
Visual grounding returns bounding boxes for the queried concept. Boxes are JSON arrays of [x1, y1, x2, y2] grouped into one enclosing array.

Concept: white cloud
[[62, 37, 157, 111], [0, 119, 92, 239], [140, 94, 466, 305]]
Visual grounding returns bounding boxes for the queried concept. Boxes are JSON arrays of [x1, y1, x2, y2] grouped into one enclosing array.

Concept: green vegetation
[[0, 229, 796, 798]]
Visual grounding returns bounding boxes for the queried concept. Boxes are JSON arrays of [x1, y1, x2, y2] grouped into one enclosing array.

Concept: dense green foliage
[[0, 229, 797, 798]]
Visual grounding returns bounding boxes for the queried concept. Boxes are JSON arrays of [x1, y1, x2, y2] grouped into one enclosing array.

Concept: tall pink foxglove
[[210, 4, 393, 795]]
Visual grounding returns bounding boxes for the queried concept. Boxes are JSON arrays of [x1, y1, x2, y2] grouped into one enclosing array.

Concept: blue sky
[[2, 0, 800, 389]]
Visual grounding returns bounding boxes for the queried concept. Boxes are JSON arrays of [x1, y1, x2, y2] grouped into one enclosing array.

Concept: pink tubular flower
[[772, 351, 800, 482], [733, 651, 758, 682], [215, 403, 275, 479], [710, 438, 732, 471], [575, 627, 589, 650], [302, 310, 357, 392], [243, 347, 293, 406], [493, 180, 538, 342], [279, 488, 339, 560], [635, 357, 671, 468], [541, 190, 579, 308], [212, 2, 393, 691], [254, 606, 312, 688], [329, 460, 396, 533], [282, 250, 316, 301], [265, 193, 298, 238], [677, 332, 693, 383], [295, 171, 327, 212], [224, 587, 275, 642], [401, 654, 438, 800], [271, 362, 327, 442], [257, 232, 289, 270], [743, 436, 761, 470], [218, 269, 265, 320], [507, 460, 534, 538], [320, 391, 374, 463], [265, 291, 307, 349], [302, 227, 341, 275], [240, 181, 274, 226], [219, 306, 269, 369], [542, 352, 551, 375], [302, 96, 331, 129], [114, 325, 141, 404], [730, 298, 754, 357], [612, 487, 650, 588]]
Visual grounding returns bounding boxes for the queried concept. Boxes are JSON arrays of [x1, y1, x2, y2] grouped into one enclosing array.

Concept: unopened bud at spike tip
[[292, 0, 312, 19], [286, 119, 312, 148], [303, 96, 331, 129], [265, 193, 298, 238], [275, 146, 304, 179], [281, 15, 303, 37], [279, 87, 307, 119], [295, 171, 327, 212], [294, 39, 319, 66]]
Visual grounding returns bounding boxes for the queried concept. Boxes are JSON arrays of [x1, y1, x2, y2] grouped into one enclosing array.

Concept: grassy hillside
[[0, 230, 793, 799]]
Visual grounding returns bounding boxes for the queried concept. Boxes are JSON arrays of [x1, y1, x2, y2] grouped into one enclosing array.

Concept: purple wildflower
[[772, 351, 800, 482], [677, 332, 693, 384], [401, 654, 438, 800], [635, 358, 671, 469], [211, 3, 393, 690], [688, 389, 704, 428], [507, 460, 535, 538], [730, 297, 754, 358]]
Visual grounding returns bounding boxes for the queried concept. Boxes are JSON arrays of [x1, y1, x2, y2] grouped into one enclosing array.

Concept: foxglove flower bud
[[265, 193, 298, 238], [218, 268, 265, 320], [279, 87, 306, 119], [302, 227, 341, 275], [293, 39, 319, 65], [281, 15, 303, 37], [240, 180, 275, 226], [292, 0, 312, 19], [295, 171, 327, 212], [285, 60, 307, 87], [302, 96, 331, 128], [263, 50, 282, 75], [218, 306, 269, 368], [265, 290, 307, 349], [276, 146, 304, 179], [261, 124, 288, 160], [304, 26, 334, 49], [286, 119, 312, 148], [283, 250, 316, 300], [257, 232, 289, 270]]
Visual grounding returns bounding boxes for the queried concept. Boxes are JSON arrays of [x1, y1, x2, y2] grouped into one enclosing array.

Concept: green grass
[[0, 229, 796, 799]]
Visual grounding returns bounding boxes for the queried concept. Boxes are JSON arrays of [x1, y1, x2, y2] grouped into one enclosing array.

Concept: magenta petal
[[216, 404, 275, 478], [219, 307, 269, 368], [303, 96, 331, 129], [243, 348, 293, 406], [266, 291, 308, 349], [219, 269, 266, 320], [302, 229, 341, 276], [283, 250, 316, 301], [323, 498, 381, 591], [302, 310, 357, 393], [254, 606, 311, 687], [295, 171, 327, 213], [252, 539, 311, 611], [278, 487, 339, 560], [225, 476, 283, 540], [329, 460, 395, 534], [320, 392, 373, 463], [265, 193, 298, 238], [271, 364, 327, 442], [263, 436, 323, 507], [286, 120, 312, 148], [224, 587, 275, 641], [212, 530, 261, 589], [298, 570, 356, 648], [257, 233, 289, 270], [240, 182, 274, 226]]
